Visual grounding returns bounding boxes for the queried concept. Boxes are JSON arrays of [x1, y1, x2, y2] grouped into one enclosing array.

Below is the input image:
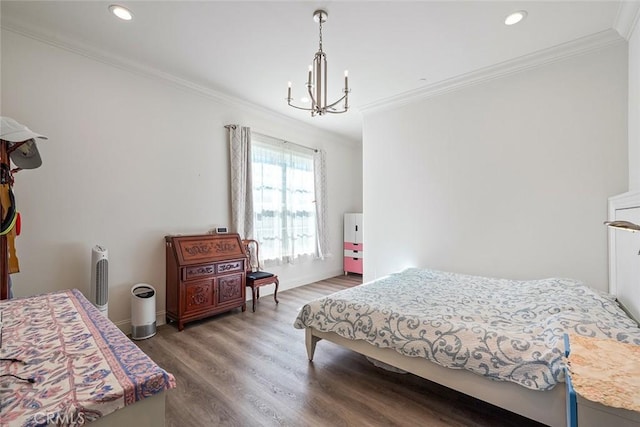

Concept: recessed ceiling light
[[109, 4, 133, 21], [505, 10, 527, 26]]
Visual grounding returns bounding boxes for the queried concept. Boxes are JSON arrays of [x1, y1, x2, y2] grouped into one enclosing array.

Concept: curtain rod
[[283, 139, 318, 153], [225, 125, 318, 153], [253, 131, 318, 153]]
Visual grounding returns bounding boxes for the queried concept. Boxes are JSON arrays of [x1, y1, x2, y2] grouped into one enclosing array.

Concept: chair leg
[[256, 287, 260, 299], [274, 278, 279, 304], [251, 285, 257, 312]]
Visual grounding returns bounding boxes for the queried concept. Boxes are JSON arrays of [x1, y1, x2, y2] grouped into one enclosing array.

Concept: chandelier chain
[[318, 17, 323, 52]]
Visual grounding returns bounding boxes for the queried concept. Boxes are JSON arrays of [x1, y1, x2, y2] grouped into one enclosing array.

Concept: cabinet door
[[353, 213, 363, 244], [183, 280, 214, 314], [217, 274, 244, 306], [344, 213, 363, 243], [344, 214, 355, 243]]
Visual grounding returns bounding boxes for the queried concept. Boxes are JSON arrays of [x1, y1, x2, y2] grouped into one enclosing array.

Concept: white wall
[[629, 15, 640, 191], [0, 29, 363, 328], [362, 44, 628, 291]]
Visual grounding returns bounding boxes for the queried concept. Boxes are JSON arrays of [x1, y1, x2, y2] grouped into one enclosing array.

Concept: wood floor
[[135, 275, 546, 427]]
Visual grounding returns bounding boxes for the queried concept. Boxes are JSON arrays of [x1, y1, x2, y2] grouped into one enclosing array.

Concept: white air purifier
[[131, 284, 156, 340], [90, 245, 109, 317]]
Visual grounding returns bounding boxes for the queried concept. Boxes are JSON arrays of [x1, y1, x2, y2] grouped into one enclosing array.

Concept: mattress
[[294, 268, 640, 391], [0, 289, 175, 427]]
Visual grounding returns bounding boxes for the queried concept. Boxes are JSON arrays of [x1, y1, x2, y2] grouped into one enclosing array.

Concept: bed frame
[[305, 328, 566, 426], [304, 192, 640, 427], [90, 392, 166, 427]]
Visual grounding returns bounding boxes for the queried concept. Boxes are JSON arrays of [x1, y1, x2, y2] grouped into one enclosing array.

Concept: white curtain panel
[[313, 149, 330, 259], [229, 126, 328, 264], [228, 125, 254, 240]]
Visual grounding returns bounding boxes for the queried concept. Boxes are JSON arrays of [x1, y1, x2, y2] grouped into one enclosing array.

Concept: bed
[[294, 268, 640, 427], [0, 289, 175, 427]]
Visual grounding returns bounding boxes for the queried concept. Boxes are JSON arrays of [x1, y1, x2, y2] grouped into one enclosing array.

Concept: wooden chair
[[242, 239, 279, 312]]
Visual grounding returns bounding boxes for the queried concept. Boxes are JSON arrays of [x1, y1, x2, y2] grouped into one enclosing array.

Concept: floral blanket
[[0, 289, 175, 426], [294, 268, 640, 391]]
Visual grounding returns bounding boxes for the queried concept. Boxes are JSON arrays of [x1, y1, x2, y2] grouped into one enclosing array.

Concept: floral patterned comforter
[[294, 268, 640, 391], [0, 289, 175, 426]]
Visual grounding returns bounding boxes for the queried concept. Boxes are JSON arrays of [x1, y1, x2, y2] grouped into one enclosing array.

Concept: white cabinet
[[608, 191, 640, 322], [344, 213, 363, 275]]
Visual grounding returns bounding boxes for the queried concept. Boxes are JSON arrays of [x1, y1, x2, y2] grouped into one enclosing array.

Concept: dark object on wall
[[0, 116, 48, 300], [1, 117, 48, 170]]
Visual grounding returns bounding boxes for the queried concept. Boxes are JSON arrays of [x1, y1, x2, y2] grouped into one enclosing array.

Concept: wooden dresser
[[165, 233, 247, 331]]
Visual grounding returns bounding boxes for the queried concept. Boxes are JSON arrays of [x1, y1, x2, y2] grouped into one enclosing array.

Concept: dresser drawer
[[216, 259, 244, 274], [344, 257, 363, 274], [183, 264, 216, 280], [344, 242, 362, 251], [344, 249, 363, 259]]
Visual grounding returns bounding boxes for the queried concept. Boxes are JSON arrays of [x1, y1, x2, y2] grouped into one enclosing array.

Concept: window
[[251, 135, 317, 264]]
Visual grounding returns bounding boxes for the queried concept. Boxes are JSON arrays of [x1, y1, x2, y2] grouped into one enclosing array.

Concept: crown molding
[[614, 1, 640, 40], [360, 29, 625, 115], [0, 18, 360, 147]]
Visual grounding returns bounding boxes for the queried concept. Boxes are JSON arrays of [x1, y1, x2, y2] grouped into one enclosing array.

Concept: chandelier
[[286, 9, 349, 116]]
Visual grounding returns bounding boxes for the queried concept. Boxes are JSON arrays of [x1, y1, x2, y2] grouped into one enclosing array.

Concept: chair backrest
[[242, 239, 261, 272]]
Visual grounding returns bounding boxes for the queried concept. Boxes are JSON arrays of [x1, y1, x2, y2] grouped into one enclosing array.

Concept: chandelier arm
[[309, 88, 321, 117], [287, 102, 315, 112], [324, 94, 348, 109], [324, 108, 349, 114], [307, 84, 315, 100]]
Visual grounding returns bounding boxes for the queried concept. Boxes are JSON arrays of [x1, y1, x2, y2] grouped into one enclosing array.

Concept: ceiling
[[0, 1, 631, 142]]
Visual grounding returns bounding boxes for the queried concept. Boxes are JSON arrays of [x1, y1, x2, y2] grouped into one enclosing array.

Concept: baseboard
[[114, 270, 345, 334], [248, 269, 345, 298], [114, 311, 166, 336]]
